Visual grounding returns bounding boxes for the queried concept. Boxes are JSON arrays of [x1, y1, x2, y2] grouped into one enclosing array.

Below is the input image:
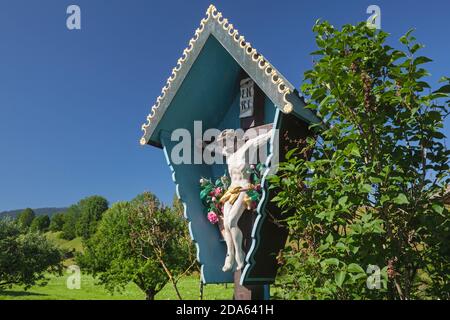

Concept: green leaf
[[326, 233, 334, 244], [285, 148, 298, 160], [381, 266, 389, 279], [322, 258, 339, 267], [350, 144, 361, 157], [428, 111, 442, 121], [400, 29, 415, 45], [347, 263, 365, 274], [432, 204, 444, 215], [318, 95, 333, 109], [369, 176, 382, 184], [351, 273, 368, 281], [434, 85, 450, 94], [393, 193, 409, 205], [200, 187, 212, 200], [349, 224, 362, 235], [335, 271, 346, 287], [410, 43, 422, 54], [390, 50, 406, 62], [336, 242, 347, 252], [416, 81, 431, 89], [404, 28, 415, 38], [360, 184, 372, 193], [413, 56, 432, 65], [312, 87, 327, 100], [350, 245, 360, 254], [338, 196, 348, 207], [399, 36, 408, 45]]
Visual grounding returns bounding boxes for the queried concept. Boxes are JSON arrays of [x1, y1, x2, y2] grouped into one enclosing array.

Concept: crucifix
[[204, 71, 270, 299], [207, 128, 272, 272], [140, 4, 321, 301]]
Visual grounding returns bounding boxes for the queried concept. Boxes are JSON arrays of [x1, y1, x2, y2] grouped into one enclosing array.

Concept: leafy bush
[[16, 208, 35, 231], [49, 212, 66, 232], [271, 22, 449, 300], [60, 205, 80, 240], [76, 195, 109, 240], [30, 215, 50, 233], [0, 219, 63, 289], [78, 193, 195, 300]]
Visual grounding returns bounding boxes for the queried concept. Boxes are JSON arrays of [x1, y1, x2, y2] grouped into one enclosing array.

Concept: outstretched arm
[[203, 129, 235, 157], [234, 129, 273, 160], [248, 129, 273, 148]]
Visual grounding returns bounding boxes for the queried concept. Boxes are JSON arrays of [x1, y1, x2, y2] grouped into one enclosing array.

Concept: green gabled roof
[[140, 4, 320, 146]]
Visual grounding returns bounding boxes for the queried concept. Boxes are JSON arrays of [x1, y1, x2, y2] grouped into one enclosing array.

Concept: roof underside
[[140, 4, 320, 146], [149, 36, 241, 142]]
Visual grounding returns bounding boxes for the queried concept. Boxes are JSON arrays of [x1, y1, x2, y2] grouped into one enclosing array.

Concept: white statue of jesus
[[206, 128, 272, 272]]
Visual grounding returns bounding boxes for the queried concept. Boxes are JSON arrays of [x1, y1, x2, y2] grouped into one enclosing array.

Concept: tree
[[30, 215, 50, 233], [0, 219, 63, 289], [61, 205, 81, 240], [49, 212, 65, 232], [129, 192, 196, 299], [172, 194, 184, 218], [78, 201, 165, 300], [78, 193, 195, 300], [16, 208, 35, 231], [76, 196, 109, 240], [271, 22, 449, 299]]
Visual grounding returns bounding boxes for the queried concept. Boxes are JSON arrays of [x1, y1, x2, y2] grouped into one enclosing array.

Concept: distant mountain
[[0, 207, 68, 220]]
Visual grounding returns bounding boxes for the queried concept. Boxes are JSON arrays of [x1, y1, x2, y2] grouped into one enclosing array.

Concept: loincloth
[[219, 185, 254, 210]]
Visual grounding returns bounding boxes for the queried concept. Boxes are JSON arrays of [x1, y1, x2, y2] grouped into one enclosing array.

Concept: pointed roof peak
[[140, 4, 316, 146]]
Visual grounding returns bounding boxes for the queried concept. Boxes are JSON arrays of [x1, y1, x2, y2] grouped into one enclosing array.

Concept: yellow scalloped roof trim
[[140, 4, 293, 145]]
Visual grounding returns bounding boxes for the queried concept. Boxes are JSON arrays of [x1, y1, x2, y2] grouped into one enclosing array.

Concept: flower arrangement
[[200, 163, 265, 225]]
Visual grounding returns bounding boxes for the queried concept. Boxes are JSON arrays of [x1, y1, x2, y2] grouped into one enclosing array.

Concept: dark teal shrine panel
[[153, 35, 282, 284]]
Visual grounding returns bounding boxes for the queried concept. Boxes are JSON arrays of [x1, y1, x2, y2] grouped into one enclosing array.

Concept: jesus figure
[[206, 128, 273, 272]]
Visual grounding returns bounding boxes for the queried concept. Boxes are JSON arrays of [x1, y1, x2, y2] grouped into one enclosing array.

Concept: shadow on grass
[[0, 290, 49, 297]]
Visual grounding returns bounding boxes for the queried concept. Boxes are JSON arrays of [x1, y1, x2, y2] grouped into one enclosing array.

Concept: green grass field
[[0, 273, 233, 300], [0, 231, 234, 300]]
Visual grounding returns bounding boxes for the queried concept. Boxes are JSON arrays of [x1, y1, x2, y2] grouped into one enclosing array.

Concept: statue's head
[[228, 167, 239, 182], [216, 129, 237, 155]]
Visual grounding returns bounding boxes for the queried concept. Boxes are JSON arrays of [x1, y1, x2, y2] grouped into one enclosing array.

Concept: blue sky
[[0, 0, 449, 211]]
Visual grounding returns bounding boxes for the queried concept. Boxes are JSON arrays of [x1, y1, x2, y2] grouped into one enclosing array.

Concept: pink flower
[[207, 211, 219, 224], [250, 164, 255, 170], [212, 196, 217, 202], [214, 187, 222, 197]]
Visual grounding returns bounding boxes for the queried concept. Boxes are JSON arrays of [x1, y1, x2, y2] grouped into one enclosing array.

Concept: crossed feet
[[222, 254, 244, 272]]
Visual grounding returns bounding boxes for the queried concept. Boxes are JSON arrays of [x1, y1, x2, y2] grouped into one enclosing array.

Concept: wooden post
[[233, 210, 269, 300], [233, 270, 266, 300], [199, 281, 204, 300]]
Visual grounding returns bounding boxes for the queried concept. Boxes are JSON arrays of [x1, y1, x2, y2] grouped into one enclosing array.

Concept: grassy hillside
[[45, 231, 83, 253], [45, 231, 83, 266]]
